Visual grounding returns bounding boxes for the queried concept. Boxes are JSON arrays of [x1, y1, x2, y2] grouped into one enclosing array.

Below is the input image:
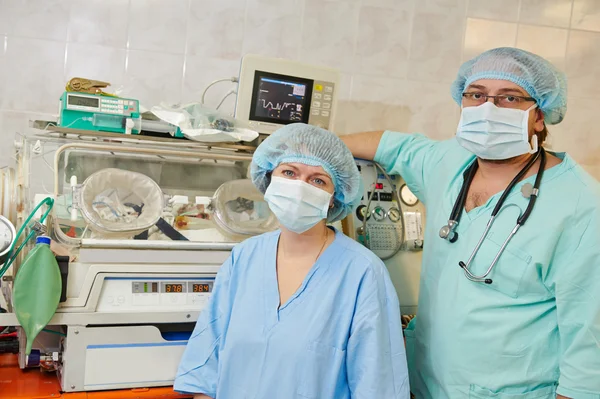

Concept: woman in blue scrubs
[[174, 123, 409, 399]]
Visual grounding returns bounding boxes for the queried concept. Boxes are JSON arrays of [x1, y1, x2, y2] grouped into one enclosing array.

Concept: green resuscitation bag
[[12, 236, 62, 355]]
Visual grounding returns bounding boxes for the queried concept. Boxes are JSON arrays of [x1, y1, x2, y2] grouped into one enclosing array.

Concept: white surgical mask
[[456, 102, 538, 160], [264, 176, 332, 234]]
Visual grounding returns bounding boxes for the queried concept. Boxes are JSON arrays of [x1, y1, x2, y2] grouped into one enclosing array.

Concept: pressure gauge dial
[[372, 206, 386, 222], [0, 215, 16, 263], [400, 184, 419, 206], [387, 207, 401, 223], [356, 205, 370, 221]]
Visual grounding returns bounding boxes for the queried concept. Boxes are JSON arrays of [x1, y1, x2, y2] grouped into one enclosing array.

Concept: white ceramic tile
[[362, 0, 413, 8], [355, 5, 412, 79], [407, 11, 464, 83], [351, 75, 407, 106], [128, 0, 188, 54], [550, 97, 600, 165], [182, 55, 241, 114], [243, 0, 302, 59], [566, 30, 600, 99], [463, 18, 518, 61], [519, 0, 573, 28], [1, 37, 66, 113], [467, 0, 520, 22], [417, 0, 467, 13], [187, 0, 246, 60], [65, 43, 127, 92], [344, 77, 459, 138], [516, 24, 568, 70], [334, 101, 413, 135], [0, 36, 6, 109], [123, 50, 184, 109], [338, 73, 353, 101], [68, 0, 129, 47], [300, 0, 358, 72], [0, 0, 70, 41], [571, 0, 600, 32]]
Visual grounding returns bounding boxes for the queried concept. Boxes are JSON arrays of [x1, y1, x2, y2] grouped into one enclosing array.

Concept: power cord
[[201, 77, 239, 106]]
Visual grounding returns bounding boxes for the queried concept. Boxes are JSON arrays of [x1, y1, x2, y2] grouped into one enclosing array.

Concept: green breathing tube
[[0, 197, 54, 278]]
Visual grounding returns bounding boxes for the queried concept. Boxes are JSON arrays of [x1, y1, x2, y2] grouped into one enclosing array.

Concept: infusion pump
[[346, 160, 423, 259]]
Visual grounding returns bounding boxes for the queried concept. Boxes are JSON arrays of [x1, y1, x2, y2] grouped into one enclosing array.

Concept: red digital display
[[375, 183, 384, 189]]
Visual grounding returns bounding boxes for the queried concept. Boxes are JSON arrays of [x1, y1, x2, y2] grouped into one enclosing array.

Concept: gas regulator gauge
[[0, 215, 16, 264], [387, 207, 401, 223], [372, 206, 386, 222], [400, 184, 419, 206]]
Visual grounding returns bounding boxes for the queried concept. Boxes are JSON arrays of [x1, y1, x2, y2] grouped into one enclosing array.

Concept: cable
[[216, 89, 237, 110], [201, 77, 238, 106]]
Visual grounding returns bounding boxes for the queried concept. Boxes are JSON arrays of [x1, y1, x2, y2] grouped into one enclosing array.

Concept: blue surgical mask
[[264, 176, 332, 234], [456, 102, 538, 160]]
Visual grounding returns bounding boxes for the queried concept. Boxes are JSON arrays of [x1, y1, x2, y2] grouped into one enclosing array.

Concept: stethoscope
[[439, 148, 546, 284]]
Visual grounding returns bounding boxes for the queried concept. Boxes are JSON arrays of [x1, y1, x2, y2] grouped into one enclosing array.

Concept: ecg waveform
[[259, 99, 297, 111], [255, 78, 306, 121]]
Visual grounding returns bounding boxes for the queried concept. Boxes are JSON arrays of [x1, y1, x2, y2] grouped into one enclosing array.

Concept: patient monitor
[[234, 55, 340, 134]]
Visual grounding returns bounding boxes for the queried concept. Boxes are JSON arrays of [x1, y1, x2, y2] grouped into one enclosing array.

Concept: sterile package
[[151, 102, 259, 143]]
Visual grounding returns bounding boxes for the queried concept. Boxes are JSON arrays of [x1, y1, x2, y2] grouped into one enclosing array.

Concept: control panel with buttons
[[307, 80, 335, 129], [96, 277, 215, 312], [348, 160, 423, 259]]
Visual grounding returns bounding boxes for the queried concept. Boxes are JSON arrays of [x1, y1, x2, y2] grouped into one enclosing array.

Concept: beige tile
[[516, 24, 568, 70], [418, 0, 467, 13], [550, 97, 600, 166], [68, 0, 129, 47], [243, 0, 303, 59], [407, 11, 464, 83], [123, 50, 184, 109], [1, 37, 66, 113], [182, 56, 241, 113], [0, 0, 70, 41], [65, 43, 127, 91], [364, 0, 413, 8], [355, 5, 412, 79], [300, 0, 358, 72], [571, 0, 600, 32], [350, 75, 460, 139], [519, 0, 573, 28], [463, 18, 518, 62], [187, 0, 245, 60], [467, 0, 520, 22], [128, 0, 188, 54], [566, 30, 600, 99]]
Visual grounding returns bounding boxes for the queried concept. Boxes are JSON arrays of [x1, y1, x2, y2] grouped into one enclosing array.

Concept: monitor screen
[[68, 95, 99, 108], [249, 71, 313, 125]]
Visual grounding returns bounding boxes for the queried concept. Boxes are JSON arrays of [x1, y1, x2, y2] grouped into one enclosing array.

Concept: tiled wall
[[1, 0, 600, 174]]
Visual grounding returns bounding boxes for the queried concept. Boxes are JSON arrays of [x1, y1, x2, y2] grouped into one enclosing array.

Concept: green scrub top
[[374, 131, 600, 399]]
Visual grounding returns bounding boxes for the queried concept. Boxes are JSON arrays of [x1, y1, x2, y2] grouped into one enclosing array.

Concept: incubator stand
[[0, 127, 276, 393]]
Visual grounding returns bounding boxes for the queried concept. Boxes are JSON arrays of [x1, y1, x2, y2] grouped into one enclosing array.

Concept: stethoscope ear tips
[[484, 279, 493, 284]]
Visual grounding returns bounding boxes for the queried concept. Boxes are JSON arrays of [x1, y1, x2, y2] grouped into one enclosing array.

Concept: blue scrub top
[[375, 132, 600, 399], [174, 228, 410, 399]]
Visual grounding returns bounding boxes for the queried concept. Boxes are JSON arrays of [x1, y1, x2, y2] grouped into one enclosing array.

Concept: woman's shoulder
[[232, 230, 278, 255]]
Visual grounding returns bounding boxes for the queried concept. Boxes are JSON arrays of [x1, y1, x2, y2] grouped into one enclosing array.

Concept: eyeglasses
[[462, 92, 536, 109]]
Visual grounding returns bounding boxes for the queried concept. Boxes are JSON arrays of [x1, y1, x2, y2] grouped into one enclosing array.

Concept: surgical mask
[[264, 176, 332, 234], [456, 102, 538, 160]]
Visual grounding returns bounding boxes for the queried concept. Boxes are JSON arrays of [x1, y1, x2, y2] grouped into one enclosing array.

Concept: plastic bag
[[13, 237, 61, 355], [151, 102, 259, 143]]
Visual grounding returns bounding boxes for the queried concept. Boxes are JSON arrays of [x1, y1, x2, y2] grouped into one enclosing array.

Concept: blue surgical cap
[[251, 123, 361, 223], [451, 47, 567, 124]]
